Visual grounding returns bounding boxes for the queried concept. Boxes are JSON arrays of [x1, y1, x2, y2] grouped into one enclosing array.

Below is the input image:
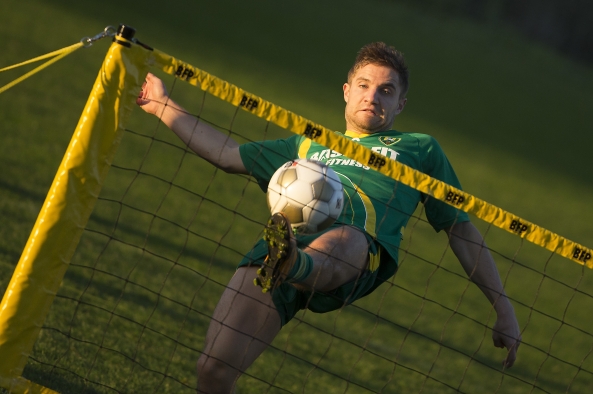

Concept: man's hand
[[136, 72, 169, 115], [492, 311, 522, 368]]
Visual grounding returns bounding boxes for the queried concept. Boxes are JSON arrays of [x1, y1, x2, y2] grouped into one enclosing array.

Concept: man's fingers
[[138, 81, 147, 98], [493, 336, 504, 348], [503, 340, 520, 368], [497, 334, 521, 368], [504, 353, 516, 368], [492, 327, 522, 368]]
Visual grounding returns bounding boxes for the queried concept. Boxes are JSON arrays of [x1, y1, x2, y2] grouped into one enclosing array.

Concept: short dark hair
[[347, 42, 409, 98]]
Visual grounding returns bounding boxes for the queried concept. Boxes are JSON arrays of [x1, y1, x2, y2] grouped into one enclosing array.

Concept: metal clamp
[[80, 26, 116, 47]]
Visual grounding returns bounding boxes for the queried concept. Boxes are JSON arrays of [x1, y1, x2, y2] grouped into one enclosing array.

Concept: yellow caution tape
[[150, 49, 592, 268]]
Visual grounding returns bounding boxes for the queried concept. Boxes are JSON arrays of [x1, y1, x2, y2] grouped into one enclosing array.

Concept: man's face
[[343, 63, 407, 134]]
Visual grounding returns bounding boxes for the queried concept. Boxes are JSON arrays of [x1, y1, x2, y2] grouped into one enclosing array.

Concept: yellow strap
[[149, 48, 592, 269], [0, 42, 83, 95]]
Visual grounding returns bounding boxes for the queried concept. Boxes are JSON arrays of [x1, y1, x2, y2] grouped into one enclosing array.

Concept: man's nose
[[364, 87, 380, 103]]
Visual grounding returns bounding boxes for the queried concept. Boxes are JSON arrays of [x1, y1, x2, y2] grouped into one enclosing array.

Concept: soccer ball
[[267, 159, 343, 234]]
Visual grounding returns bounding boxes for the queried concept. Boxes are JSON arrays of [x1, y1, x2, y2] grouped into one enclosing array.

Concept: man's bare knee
[[197, 354, 237, 393], [301, 226, 369, 291]]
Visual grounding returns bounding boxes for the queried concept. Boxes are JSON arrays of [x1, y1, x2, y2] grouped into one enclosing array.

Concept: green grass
[[1, 0, 593, 393]]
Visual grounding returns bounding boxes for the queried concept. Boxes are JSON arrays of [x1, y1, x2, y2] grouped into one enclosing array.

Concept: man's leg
[[197, 266, 281, 393], [300, 225, 369, 292], [198, 220, 370, 392]]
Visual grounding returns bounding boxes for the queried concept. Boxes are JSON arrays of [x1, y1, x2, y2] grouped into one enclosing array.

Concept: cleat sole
[[252, 213, 297, 293]]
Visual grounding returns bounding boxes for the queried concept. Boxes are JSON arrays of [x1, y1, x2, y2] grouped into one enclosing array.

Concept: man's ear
[[397, 97, 407, 113], [343, 83, 350, 103]]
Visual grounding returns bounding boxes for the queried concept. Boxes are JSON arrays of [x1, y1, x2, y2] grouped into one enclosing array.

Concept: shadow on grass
[[21, 361, 106, 394]]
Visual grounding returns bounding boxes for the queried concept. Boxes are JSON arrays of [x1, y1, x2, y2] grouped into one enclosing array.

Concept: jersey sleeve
[[239, 135, 303, 192], [420, 136, 470, 232]]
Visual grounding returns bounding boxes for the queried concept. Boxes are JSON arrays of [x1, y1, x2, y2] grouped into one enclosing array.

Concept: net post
[[0, 26, 152, 389], [117, 24, 136, 40]]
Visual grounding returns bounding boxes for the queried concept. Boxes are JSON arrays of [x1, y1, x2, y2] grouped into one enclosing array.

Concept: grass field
[[1, 0, 593, 393]]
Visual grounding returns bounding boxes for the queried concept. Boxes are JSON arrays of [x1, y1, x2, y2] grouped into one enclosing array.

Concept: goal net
[[1, 25, 592, 394]]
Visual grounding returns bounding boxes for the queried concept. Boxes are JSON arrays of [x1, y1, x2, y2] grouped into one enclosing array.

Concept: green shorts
[[237, 225, 389, 326]]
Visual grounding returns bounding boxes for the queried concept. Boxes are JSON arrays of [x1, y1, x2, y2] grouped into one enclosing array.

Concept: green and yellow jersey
[[239, 129, 469, 281]]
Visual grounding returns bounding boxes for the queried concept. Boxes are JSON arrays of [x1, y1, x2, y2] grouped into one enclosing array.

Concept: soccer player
[[137, 42, 521, 393]]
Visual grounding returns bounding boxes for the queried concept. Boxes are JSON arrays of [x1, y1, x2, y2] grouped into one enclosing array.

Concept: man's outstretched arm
[[446, 221, 522, 368], [136, 72, 247, 174]]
